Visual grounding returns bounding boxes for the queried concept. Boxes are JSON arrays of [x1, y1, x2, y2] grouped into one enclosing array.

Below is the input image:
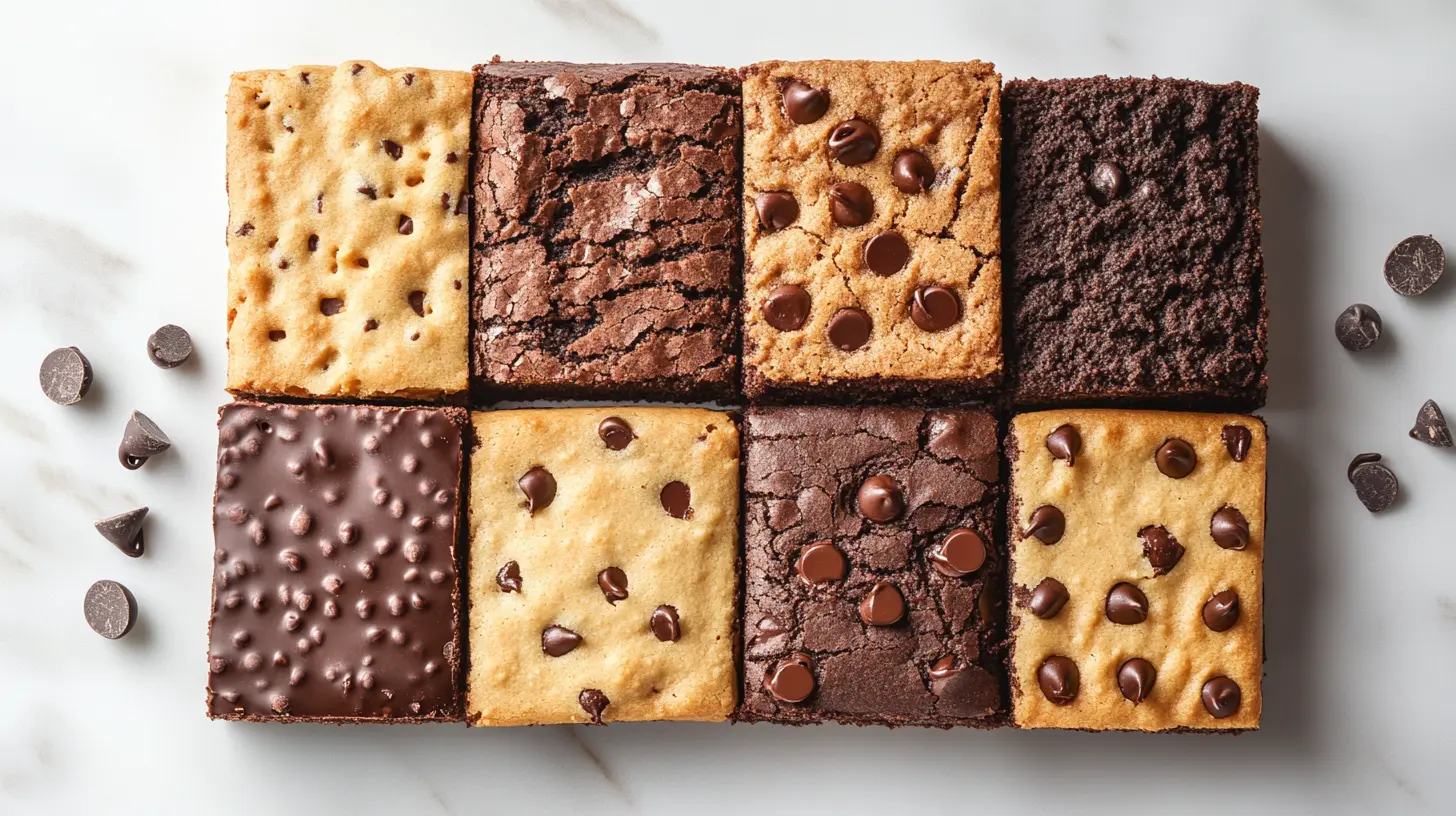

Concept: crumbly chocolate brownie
[[207, 401, 464, 722], [1007, 410, 1264, 731], [741, 61, 1003, 403], [738, 406, 1005, 727], [470, 63, 741, 403], [1004, 77, 1266, 409]]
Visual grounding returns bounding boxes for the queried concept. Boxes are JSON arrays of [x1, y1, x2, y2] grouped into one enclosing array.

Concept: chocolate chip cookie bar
[[741, 60, 1003, 402], [466, 408, 739, 725], [1007, 409, 1264, 730], [471, 63, 742, 403], [208, 401, 465, 722], [738, 406, 1005, 727], [226, 62, 472, 400], [1004, 78, 1266, 409]]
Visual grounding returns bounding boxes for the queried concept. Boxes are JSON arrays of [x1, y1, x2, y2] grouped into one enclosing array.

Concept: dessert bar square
[[465, 407, 739, 725], [741, 60, 1003, 402], [470, 63, 742, 403], [207, 401, 465, 722], [738, 406, 1005, 727], [1007, 409, 1264, 731], [1004, 77, 1266, 408], [226, 62, 472, 400]]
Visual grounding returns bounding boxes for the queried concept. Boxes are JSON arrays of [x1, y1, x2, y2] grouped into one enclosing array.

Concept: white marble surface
[[2, 0, 1454, 813]]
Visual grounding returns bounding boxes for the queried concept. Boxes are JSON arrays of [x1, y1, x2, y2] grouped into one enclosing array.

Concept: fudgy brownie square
[[739, 406, 1005, 727], [470, 63, 742, 403], [1004, 77, 1265, 409], [1007, 410, 1264, 731], [207, 401, 465, 723]]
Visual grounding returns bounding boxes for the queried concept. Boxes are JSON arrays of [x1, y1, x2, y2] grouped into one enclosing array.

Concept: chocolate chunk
[[1347, 452, 1383, 482], [1349, 458, 1398, 513], [764, 653, 816, 703], [1210, 506, 1250, 550], [1335, 303, 1382, 352], [1384, 234, 1445, 296], [925, 657, 997, 716], [118, 411, 171, 470], [579, 688, 610, 724], [597, 416, 636, 450], [597, 567, 629, 604], [146, 324, 193, 368], [1037, 656, 1079, 705], [929, 528, 986, 577], [39, 347, 92, 406], [95, 507, 147, 558], [650, 605, 681, 642], [319, 298, 344, 316], [1409, 399, 1453, 447], [796, 540, 848, 585], [1089, 161, 1126, 202], [1045, 424, 1081, 466], [858, 581, 906, 626], [1024, 505, 1065, 544], [660, 481, 692, 518], [381, 139, 403, 160], [1028, 577, 1069, 619], [518, 467, 556, 513], [827, 119, 880, 166], [910, 286, 961, 332], [763, 285, 811, 331], [398, 215, 414, 235], [892, 150, 935, 194], [84, 579, 137, 639], [856, 475, 904, 522], [782, 80, 829, 124], [827, 307, 872, 351], [1201, 676, 1241, 718], [828, 182, 873, 227], [1139, 525, 1185, 575], [1202, 589, 1240, 632], [1105, 582, 1149, 624], [541, 625, 582, 656], [1117, 658, 1156, 704], [863, 232, 910, 275], [1154, 438, 1196, 478], [755, 192, 800, 232], [1222, 425, 1252, 462], [496, 561, 522, 593]]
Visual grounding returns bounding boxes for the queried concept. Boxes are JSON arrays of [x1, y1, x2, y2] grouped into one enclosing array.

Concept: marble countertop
[[2, 0, 1454, 813]]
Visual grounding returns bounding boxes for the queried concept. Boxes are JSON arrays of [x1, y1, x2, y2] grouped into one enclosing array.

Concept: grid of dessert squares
[[211, 59, 1265, 732]]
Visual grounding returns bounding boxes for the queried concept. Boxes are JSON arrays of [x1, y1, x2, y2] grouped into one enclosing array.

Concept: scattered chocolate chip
[[95, 507, 147, 558], [1024, 505, 1065, 544], [381, 139, 403, 160], [597, 567, 629, 604], [763, 285, 811, 331], [1383, 234, 1445, 296], [357, 185, 377, 200], [782, 80, 829, 124], [1117, 658, 1156, 704], [495, 561, 522, 593], [319, 297, 344, 316], [1037, 656, 1079, 705], [1105, 582, 1149, 624], [579, 688, 610, 724], [1210, 507, 1251, 550], [268, 330, 286, 341], [828, 181, 873, 227], [827, 119, 880, 166], [764, 653, 816, 703], [118, 410, 171, 470], [827, 307, 872, 351], [397, 214, 414, 235], [1349, 456, 1398, 512], [408, 291, 426, 317], [1222, 425, 1252, 461], [362, 319, 378, 332], [1155, 438, 1196, 478], [755, 192, 799, 232], [84, 580, 137, 639], [518, 467, 556, 512], [863, 232, 910, 275], [650, 605, 681, 642], [1335, 303, 1382, 351], [892, 150, 935, 193], [1045, 424, 1081, 466], [1028, 577, 1069, 619], [146, 325, 193, 368], [910, 286, 961, 332], [1410, 399, 1452, 447], [1202, 590, 1240, 632], [859, 581, 906, 626], [1089, 161, 1125, 202], [795, 540, 848, 585], [856, 474, 904, 522], [929, 528, 986, 577], [541, 625, 582, 656], [39, 347, 93, 405], [1139, 525, 1185, 576], [1201, 676, 1241, 718], [597, 416, 636, 450], [660, 481, 692, 519]]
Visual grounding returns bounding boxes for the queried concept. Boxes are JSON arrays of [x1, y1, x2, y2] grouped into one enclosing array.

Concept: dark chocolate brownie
[[470, 62, 741, 403], [1004, 77, 1266, 409], [207, 401, 464, 722], [738, 406, 1006, 727]]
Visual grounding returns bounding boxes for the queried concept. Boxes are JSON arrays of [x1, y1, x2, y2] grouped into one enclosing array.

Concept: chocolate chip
[[826, 307, 872, 351], [1024, 505, 1065, 544], [782, 80, 829, 124], [1089, 161, 1125, 202], [39, 347, 93, 405], [1201, 676, 1241, 718], [1349, 456, 1398, 513], [146, 325, 193, 368], [755, 192, 799, 232], [495, 561, 522, 593], [408, 291, 426, 317], [1028, 577, 1069, 619], [118, 410, 171, 470], [1155, 438, 1196, 478], [579, 688, 610, 724], [84, 580, 137, 639], [1410, 399, 1452, 447], [1210, 507, 1251, 550], [929, 528, 986, 577], [795, 540, 848, 585], [892, 150, 934, 193], [650, 605, 681, 642], [661, 481, 692, 519], [1037, 656, 1079, 705], [928, 655, 960, 682], [358, 185, 377, 200], [319, 298, 344, 316], [1222, 425, 1252, 461], [518, 467, 556, 512], [859, 581, 906, 626], [1202, 589, 1240, 632], [856, 474, 904, 522], [763, 285, 811, 331], [541, 625, 582, 656], [1139, 525, 1185, 576], [1384, 234, 1445, 296], [910, 286, 961, 332], [397, 214, 414, 235], [827, 119, 880, 166], [1347, 452, 1382, 482], [381, 139, 403, 160], [1117, 658, 1156, 704], [863, 232, 910, 275], [95, 507, 147, 558], [764, 653, 816, 703], [1105, 582, 1149, 624], [597, 416, 636, 450], [828, 181, 873, 227], [1335, 303, 1381, 351], [597, 567, 629, 604]]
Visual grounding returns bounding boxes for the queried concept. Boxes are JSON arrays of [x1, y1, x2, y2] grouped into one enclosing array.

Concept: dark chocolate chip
[[1024, 505, 1065, 544], [755, 192, 800, 232], [1384, 234, 1445, 296], [518, 467, 556, 513], [856, 474, 904, 522], [910, 286, 961, 332], [660, 481, 692, 519], [763, 285, 811, 331], [863, 232, 910, 275], [358, 185, 377, 200], [1105, 582, 1149, 624], [858, 581, 906, 626], [828, 182, 873, 227], [1028, 577, 1069, 619], [1089, 161, 1125, 202], [1139, 525, 1185, 576], [764, 653, 816, 703], [1347, 452, 1383, 482], [1045, 424, 1081, 466], [398, 214, 414, 235], [496, 560, 522, 593], [795, 540, 848, 585], [579, 688, 610, 724], [319, 298, 344, 316], [39, 347, 93, 405], [928, 655, 959, 682], [541, 625, 582, 656], [827, 119, 880, 166], [1037, 656, 1079, 705], [597, 567, 629, 605], [1335, 303, 1381, 351], [118, 410, 171, 470], [929, 528, 986, 577], [1210, 507, 1251, 550], [84, 580, 137, 639], [95, 507, 147, 558], [650, 605, 681, 642], [1155, 438, 1197, 478], [408, 291, 426, 317], [1117, 658, 1156, 704], [1201, 676, 1242, 718], [826, 307, 872, 351], [1410, 399, 1452, 447], [1202, 589, 1240, 632], [381, 139, 403, 160], [1222, 425, 1252, 462], [782, 80, 829, 124], [1350, 460, 1398, 512], [597, 416, 636, 450], [146, 325, 193, 368], [892, 150, 934, 194]]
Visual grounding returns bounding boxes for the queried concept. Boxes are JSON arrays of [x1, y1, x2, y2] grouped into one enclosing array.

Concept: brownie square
[[1004, 77, 1266, 409], [465, 408, 740, 725], [1007, 410, 1265, 731], [741, 61, 1003, 403], [739, 406, 1005, 727], [470, 63, 742, 403], [207, 401, 464, 722]]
